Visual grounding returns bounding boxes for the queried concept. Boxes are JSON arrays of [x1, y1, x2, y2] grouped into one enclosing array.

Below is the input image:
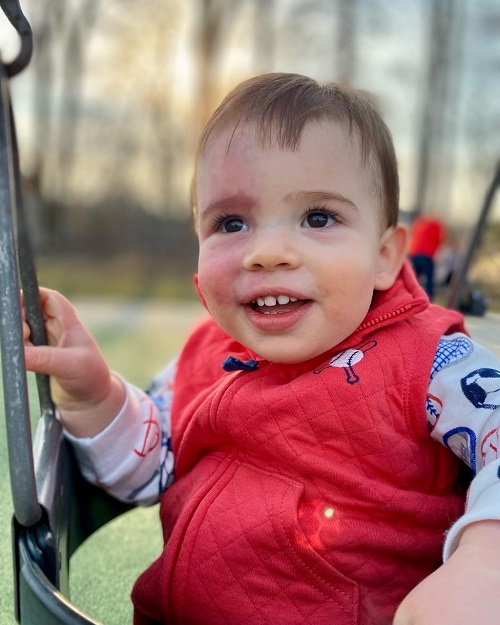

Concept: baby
[[25, 73, 500, 624]]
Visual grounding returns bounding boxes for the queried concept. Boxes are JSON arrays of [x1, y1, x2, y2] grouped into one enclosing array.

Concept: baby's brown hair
[[193, 73, 399, 228]]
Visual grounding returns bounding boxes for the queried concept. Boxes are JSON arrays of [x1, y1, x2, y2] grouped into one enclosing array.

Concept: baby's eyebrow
[[202, 193, 256, 216], [283, 190, 358, 209]]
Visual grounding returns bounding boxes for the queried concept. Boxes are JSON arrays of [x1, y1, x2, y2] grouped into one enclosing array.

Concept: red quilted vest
[[132, 263, 466, 625]]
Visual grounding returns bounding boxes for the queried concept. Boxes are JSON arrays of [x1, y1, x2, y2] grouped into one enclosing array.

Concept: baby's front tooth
[[256, 298, 265, 306], [277, 295, 290, 305], [264, 295, 277, 306]]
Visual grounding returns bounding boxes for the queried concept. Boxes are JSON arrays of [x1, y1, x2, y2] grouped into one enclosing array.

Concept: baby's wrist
[[456, 519, 500, 554], [57, 375, 126, 438]]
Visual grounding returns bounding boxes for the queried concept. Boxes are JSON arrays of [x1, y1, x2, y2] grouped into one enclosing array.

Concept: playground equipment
[[0, 2, 132, 623]]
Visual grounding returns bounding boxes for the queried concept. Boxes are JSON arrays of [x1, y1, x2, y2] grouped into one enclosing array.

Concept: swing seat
[[13, 411, 133, 625]]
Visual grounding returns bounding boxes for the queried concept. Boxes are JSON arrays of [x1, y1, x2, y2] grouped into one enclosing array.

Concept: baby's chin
[[251, 344, 335, 366]]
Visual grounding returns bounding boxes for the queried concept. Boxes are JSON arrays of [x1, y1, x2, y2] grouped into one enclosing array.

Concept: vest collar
[[347, 260, 429, 344], [303, 261, 429, 371]]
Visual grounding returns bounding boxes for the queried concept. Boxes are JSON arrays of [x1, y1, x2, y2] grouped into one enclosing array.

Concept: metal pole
[[0, 64, 42, 527], [446, 161, 500, 310]]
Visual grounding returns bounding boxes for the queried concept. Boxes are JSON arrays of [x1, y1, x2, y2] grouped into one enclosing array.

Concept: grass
[[36, 257, 198, 301]]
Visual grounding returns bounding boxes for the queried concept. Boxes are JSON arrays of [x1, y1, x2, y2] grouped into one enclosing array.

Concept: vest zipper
[[356, 303, 414, 332]]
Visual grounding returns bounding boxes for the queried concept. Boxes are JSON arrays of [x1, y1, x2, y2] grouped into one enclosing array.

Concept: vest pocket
[[166, 455, 359, 625]]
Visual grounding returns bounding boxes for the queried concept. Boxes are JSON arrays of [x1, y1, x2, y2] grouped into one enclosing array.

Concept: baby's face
[[195, 121, 394, 364]]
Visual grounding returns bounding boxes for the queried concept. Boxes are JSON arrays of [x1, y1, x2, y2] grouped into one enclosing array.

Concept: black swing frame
[[0, 2, 133, 624]]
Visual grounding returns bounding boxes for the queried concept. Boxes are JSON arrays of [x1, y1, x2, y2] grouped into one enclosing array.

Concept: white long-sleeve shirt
[[65, 332, 500, 560]]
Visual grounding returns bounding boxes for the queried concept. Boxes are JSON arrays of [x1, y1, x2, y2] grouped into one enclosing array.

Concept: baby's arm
[[24, 288, 175, 504], [66, 366, 176, 505], [394, 333, 500, 624], [24, 288, 125, 437], [426, 334, 500, 555], [394, 519, 500, 624]]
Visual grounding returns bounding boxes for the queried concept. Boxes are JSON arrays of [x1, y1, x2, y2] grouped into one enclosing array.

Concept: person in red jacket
[[408, 214, 446, 299], [23, 74, 500, 625]]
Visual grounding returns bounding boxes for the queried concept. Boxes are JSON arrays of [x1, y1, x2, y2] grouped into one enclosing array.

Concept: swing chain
[[0, 0, 33, 77]]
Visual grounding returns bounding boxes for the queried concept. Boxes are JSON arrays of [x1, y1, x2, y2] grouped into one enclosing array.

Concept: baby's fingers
[[22, 320, 33, 345], [24, 344, 80, 379], [38, 288, 78, 322], [20, 288, 68, 346]]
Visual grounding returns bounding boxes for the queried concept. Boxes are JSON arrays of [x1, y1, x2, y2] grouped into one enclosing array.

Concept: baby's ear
[[375, 224, 408, 291]]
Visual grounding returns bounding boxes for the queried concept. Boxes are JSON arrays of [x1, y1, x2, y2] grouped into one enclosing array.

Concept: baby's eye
[[302, 209, 337, 229], [218, 216, 249, 233]]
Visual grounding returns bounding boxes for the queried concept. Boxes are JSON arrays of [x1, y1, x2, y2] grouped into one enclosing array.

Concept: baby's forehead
[[194, 86, 399, 228], [195, 120, 385, 226], [198, 120, 379, 196], [202, 124, 262, 160], [200, 119, 367, 165]]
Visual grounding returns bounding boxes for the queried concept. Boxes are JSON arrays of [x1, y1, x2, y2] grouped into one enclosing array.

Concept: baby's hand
[[23, 288, 125, 437], [393, 520, 500, 624]]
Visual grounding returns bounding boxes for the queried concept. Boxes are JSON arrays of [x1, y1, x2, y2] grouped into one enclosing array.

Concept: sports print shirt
[[66, 331, 500, 560]]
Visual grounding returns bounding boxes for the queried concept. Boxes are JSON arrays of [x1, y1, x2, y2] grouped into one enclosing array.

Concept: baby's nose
[[242, 229, 300, 271]]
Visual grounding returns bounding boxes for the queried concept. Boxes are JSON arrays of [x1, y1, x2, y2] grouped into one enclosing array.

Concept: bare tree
[[19, 0, 106, 246], [193, 0, 247, 131], [336, 0, 357, 84], [56, 0, 102, 196], [412, 0, 465, 218], [10, 0, 498, 261], [252, 0, 276, 74], [23, 0, 71, 247]]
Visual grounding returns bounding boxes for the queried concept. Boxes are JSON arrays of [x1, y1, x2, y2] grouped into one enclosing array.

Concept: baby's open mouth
[[250, 295, 307, 314]]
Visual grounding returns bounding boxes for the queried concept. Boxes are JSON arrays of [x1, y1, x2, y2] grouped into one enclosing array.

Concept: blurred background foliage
[[1, 0, 499, 300]]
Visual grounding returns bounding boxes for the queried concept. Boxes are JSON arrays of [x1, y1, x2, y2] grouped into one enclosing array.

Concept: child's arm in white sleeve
[[64, 359, 178, 506], [394, 333, 500, 624], [425, 332, 500, 557]]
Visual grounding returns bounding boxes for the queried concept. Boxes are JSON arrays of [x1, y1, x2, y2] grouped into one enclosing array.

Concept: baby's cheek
[[202, 282, 229, 310], [197, 250, 236, 309], [198, 282, 232, 332]]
